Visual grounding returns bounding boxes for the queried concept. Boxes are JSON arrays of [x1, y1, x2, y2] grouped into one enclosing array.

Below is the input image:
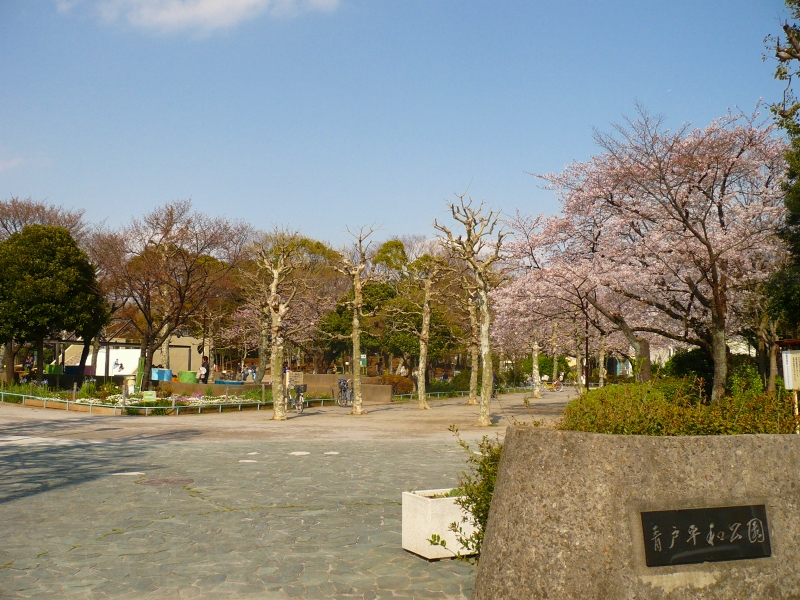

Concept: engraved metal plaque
[[640, 505, 771, 567]]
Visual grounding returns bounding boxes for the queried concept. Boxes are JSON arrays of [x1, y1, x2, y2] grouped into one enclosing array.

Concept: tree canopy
[[0, 225, 108, 380]]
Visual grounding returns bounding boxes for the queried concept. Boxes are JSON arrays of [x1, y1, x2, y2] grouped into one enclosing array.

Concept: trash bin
[[151, 368, 173, 382]]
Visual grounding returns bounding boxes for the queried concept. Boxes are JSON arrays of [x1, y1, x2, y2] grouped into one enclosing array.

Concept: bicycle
[[336, 378, 353, 407], [540, 376, 564, 392], [284, 384, 306, 414]]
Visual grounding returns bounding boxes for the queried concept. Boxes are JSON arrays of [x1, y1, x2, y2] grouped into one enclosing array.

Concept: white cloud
[[61, 0, 339, 32], [0, 157, 24, 173]]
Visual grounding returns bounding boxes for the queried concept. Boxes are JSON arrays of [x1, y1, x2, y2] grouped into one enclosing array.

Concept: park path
[[0, 390, 574, 599]]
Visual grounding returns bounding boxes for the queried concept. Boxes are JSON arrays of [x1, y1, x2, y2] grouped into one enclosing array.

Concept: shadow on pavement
[[0, 418, 204, 505]]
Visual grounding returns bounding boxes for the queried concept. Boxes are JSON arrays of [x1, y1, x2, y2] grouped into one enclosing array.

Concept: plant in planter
[[402, 426, 503, 561], [402, 487, 475, 560]]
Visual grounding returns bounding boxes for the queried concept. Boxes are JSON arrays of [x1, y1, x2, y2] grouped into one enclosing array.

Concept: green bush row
[[558, 378, 798, 436]]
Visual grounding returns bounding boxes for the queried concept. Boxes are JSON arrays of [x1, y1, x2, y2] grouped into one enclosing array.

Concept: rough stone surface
[[473, 428, 800, 600], [0, 439, 476, 599], [0, 390, 576, 598]]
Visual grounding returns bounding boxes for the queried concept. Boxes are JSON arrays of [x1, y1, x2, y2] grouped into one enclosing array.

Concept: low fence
[[392, 385, 540, 401], [0, 391, 340, 416]]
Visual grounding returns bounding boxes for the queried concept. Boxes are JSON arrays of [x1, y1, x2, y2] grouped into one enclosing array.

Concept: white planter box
[[401, 488, 476, 560]]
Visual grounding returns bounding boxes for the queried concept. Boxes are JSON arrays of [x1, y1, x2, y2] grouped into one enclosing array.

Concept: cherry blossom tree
[[216, 307, 260, 376], [539, 107, 786, 402]]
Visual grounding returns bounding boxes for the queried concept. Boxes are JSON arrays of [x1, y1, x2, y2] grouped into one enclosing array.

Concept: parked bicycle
[[337, 378, 353, 407], [284, 384, 306, 414], [540, 375, 564, 392]]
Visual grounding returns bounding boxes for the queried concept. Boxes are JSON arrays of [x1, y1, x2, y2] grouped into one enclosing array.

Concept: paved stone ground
[[0, 390, 573, 599]]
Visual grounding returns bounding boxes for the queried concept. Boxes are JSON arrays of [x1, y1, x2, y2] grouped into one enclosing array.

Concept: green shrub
[[559, 380, 796, 435], [517, 355, 571, 383], [375, 375, 414, 395], [448, 370, 475, 392], [429, 427, 504, 562], [241, 387, 273, 401], [78, 380, 98, 399], [427, 379, 455, 393], [94, 381, 119, 400], [662, 348, 713, 387], [604, 373, 634, 385], [728, 358, 763, 396]]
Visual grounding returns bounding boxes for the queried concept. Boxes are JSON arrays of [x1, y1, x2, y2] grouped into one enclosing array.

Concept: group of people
[[241, 363, 258, 382], [194, 358, 260, 383]]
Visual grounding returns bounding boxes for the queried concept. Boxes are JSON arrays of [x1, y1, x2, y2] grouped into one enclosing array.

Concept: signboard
[[640, 505, 771, 567], [284, 371, 304, 387], [360, 354, 367, 367], [782, 350, 800, 390]]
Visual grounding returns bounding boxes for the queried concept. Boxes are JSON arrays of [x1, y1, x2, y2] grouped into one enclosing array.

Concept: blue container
[[151, 368, 173, 381]]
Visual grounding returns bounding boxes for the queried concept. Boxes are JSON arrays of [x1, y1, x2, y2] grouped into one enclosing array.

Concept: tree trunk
[[270, 316, 286, 421], [757, 335, 768, 389], [574, 338, 583, 395], [4, 341, 18, 385], [91, 337, 101, 376], [144, 342, 158, 390], [78, 336, 92, 376], [598, 344, 606, 389], [467, 300, 479, 405], [164, 336, 171, 370], [351, 275, 366, 415], [36, 337, 44, 384], [477, 289, 492, 426], [633, 338, 651, 383], [256, 313, 269, 383], [710, 327, 727, 404], [531, 341, 541, 399], [417, 282, 432, 410], [768, 341, 778, 394], [585, 298, 651, 381]]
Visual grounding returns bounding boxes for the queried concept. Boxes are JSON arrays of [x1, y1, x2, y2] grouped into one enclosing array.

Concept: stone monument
[[473, 428, 800, 599]]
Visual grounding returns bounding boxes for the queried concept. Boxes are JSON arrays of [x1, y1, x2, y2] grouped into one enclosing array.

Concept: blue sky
[[0, 0, 789, 243]]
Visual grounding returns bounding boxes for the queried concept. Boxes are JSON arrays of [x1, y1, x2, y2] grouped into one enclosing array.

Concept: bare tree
[[81, 227, 131, 374], [121, 201, 250, 388], [435, 196, 506, 426], [331, 225, 380, 415], [0, 196, 87, 242], [451, 268, 481, 406], [248, 227, 334, 420]]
